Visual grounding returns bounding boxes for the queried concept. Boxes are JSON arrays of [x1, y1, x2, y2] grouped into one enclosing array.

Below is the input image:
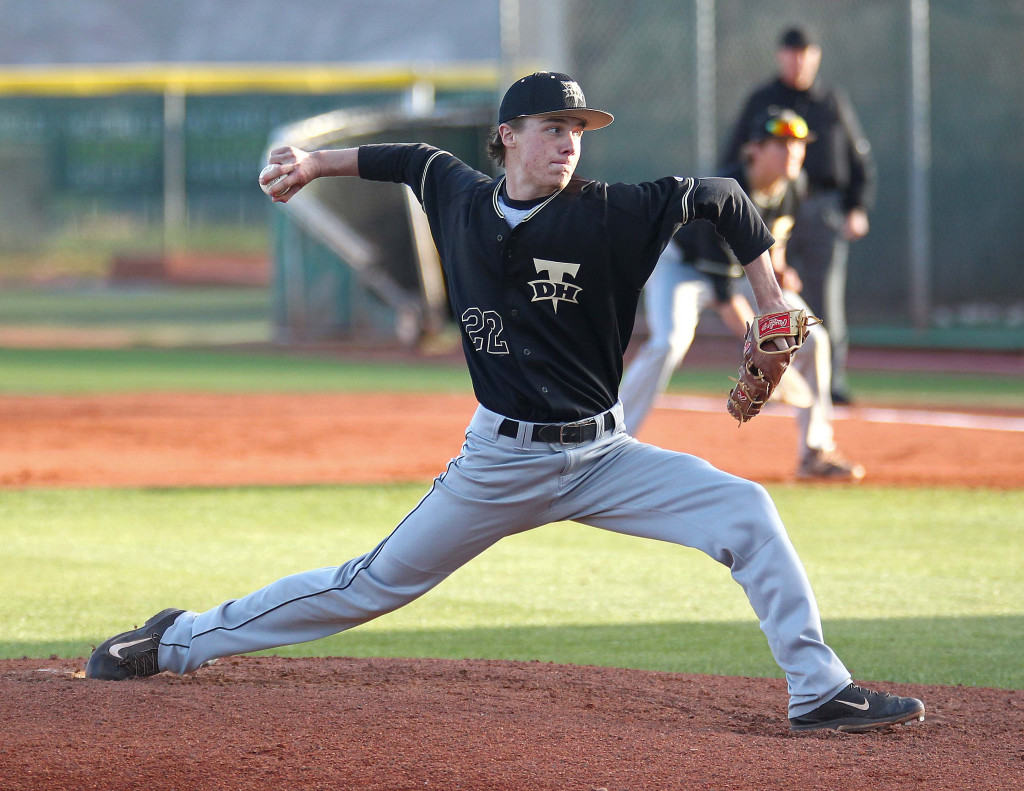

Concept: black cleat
[[85, 608, 184, 681], [790, 683, 925, 733]]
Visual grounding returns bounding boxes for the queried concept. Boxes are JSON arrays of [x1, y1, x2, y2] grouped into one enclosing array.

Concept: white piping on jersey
[[491, 175, 566, 224], [677, 177, 696, 224], [420, 149, 450, 211]]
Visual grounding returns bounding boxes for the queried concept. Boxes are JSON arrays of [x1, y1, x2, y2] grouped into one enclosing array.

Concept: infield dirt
[[2, 390, 1022, 489]]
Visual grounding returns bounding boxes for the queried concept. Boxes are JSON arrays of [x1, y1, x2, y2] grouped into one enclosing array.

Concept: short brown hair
[[486, 118, 526, 167]]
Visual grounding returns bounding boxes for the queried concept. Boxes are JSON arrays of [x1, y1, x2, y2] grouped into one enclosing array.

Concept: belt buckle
[[560, 418, 595, 444]]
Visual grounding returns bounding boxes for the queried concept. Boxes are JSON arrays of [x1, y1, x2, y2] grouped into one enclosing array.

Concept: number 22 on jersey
[[462, 307, 509, 355]]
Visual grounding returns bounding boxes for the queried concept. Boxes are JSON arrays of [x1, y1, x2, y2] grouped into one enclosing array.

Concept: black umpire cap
[[498, 72, 614, 130], [779, 26, 818, 49]]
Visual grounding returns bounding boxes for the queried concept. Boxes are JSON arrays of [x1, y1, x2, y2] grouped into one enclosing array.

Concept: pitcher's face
[[502, 115, 585, 197]]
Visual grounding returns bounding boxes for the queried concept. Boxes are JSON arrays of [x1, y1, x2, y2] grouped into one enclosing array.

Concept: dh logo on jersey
[[529, 258, 582, 313]]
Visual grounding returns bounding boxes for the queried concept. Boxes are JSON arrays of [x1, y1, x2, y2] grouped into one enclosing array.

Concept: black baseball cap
[[498, 72, 614, 130], [749, 108, 817, 143], [779, 26, 817, 49]]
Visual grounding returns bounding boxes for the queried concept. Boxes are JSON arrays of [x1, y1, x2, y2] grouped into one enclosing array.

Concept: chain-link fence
[[568, 0, 1024, 338], [2, 1, 1021, 345]]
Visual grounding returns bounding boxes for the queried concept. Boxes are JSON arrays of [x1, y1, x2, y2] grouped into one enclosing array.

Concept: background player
[[620, 108, 865, 481], [86, 72, 922, 733], [722, 26, 875, 405]]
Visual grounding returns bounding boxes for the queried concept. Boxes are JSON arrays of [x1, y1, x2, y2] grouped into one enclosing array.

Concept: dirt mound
[[2, 656, 1019, 790]]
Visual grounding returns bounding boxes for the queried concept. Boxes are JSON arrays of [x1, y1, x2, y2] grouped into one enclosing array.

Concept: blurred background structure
[[0, 0, 1021, 351]]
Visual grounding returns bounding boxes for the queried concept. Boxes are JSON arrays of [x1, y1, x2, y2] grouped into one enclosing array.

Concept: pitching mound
[[2, 656, 1020, 790]]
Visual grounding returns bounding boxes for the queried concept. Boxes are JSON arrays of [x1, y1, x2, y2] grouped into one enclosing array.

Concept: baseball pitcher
[[87, 72, 923, 734]]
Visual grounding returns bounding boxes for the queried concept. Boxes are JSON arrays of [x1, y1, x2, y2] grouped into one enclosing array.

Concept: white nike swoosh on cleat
[[109, 637, 152, 659], [837, 697, 871, 711]]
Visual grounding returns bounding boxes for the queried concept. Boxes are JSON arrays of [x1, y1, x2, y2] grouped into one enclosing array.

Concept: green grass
[[1, 484, 1020, 689], [0, 286, 270, 326], [0, 347, 472, 394], [664, 367, 1023, 409], [2, 346, 1021, 410], [0, 285, 273, 346]]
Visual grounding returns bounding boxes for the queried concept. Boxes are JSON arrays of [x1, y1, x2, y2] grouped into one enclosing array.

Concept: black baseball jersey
[[675, 162, 802, 303], [721, 77, 875, 213], [358, 143, 774, 422]]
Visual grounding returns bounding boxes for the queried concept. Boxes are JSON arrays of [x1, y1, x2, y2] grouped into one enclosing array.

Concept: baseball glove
[[727, 309, 819, 424]]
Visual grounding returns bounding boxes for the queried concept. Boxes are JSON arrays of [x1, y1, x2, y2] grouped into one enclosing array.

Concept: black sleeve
[[357, 143, 440, 197], [684, 177, 775, 265], [834, 89, 876, 212], [357, 143, 489, 224], [674, 218, 730, 265]]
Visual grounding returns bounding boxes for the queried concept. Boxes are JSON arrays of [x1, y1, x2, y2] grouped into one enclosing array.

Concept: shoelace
[[116, 637, 160, 677], [848, 683, 890, 701]]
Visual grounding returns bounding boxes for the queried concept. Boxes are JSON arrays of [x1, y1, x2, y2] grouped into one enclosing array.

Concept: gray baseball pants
[[159, 402, 851, 716]]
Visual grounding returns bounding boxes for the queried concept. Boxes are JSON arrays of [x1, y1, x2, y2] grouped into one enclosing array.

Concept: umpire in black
[[721, 26, 875, 404]]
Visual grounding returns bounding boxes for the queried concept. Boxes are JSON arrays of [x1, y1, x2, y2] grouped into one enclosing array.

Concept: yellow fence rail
[[0, 62, 499, 96]]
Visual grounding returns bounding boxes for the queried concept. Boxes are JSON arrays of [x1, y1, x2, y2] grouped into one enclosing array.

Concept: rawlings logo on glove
[[727, 309, 819, 424], [758, 313, 795, 335]]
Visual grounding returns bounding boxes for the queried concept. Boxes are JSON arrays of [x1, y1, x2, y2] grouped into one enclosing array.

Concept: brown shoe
[[797, 449, 866, 481]]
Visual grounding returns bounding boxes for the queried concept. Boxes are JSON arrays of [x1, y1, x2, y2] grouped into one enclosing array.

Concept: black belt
[[497, 412, 615, 444]]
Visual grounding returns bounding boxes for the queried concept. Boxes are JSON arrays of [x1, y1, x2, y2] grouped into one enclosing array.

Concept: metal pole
[[908, 0, 932, 330], [163, 87, 187, 251], [695, 0, 716, 175], [535, 0, 569, 74], [499, 0, 521, 98]]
